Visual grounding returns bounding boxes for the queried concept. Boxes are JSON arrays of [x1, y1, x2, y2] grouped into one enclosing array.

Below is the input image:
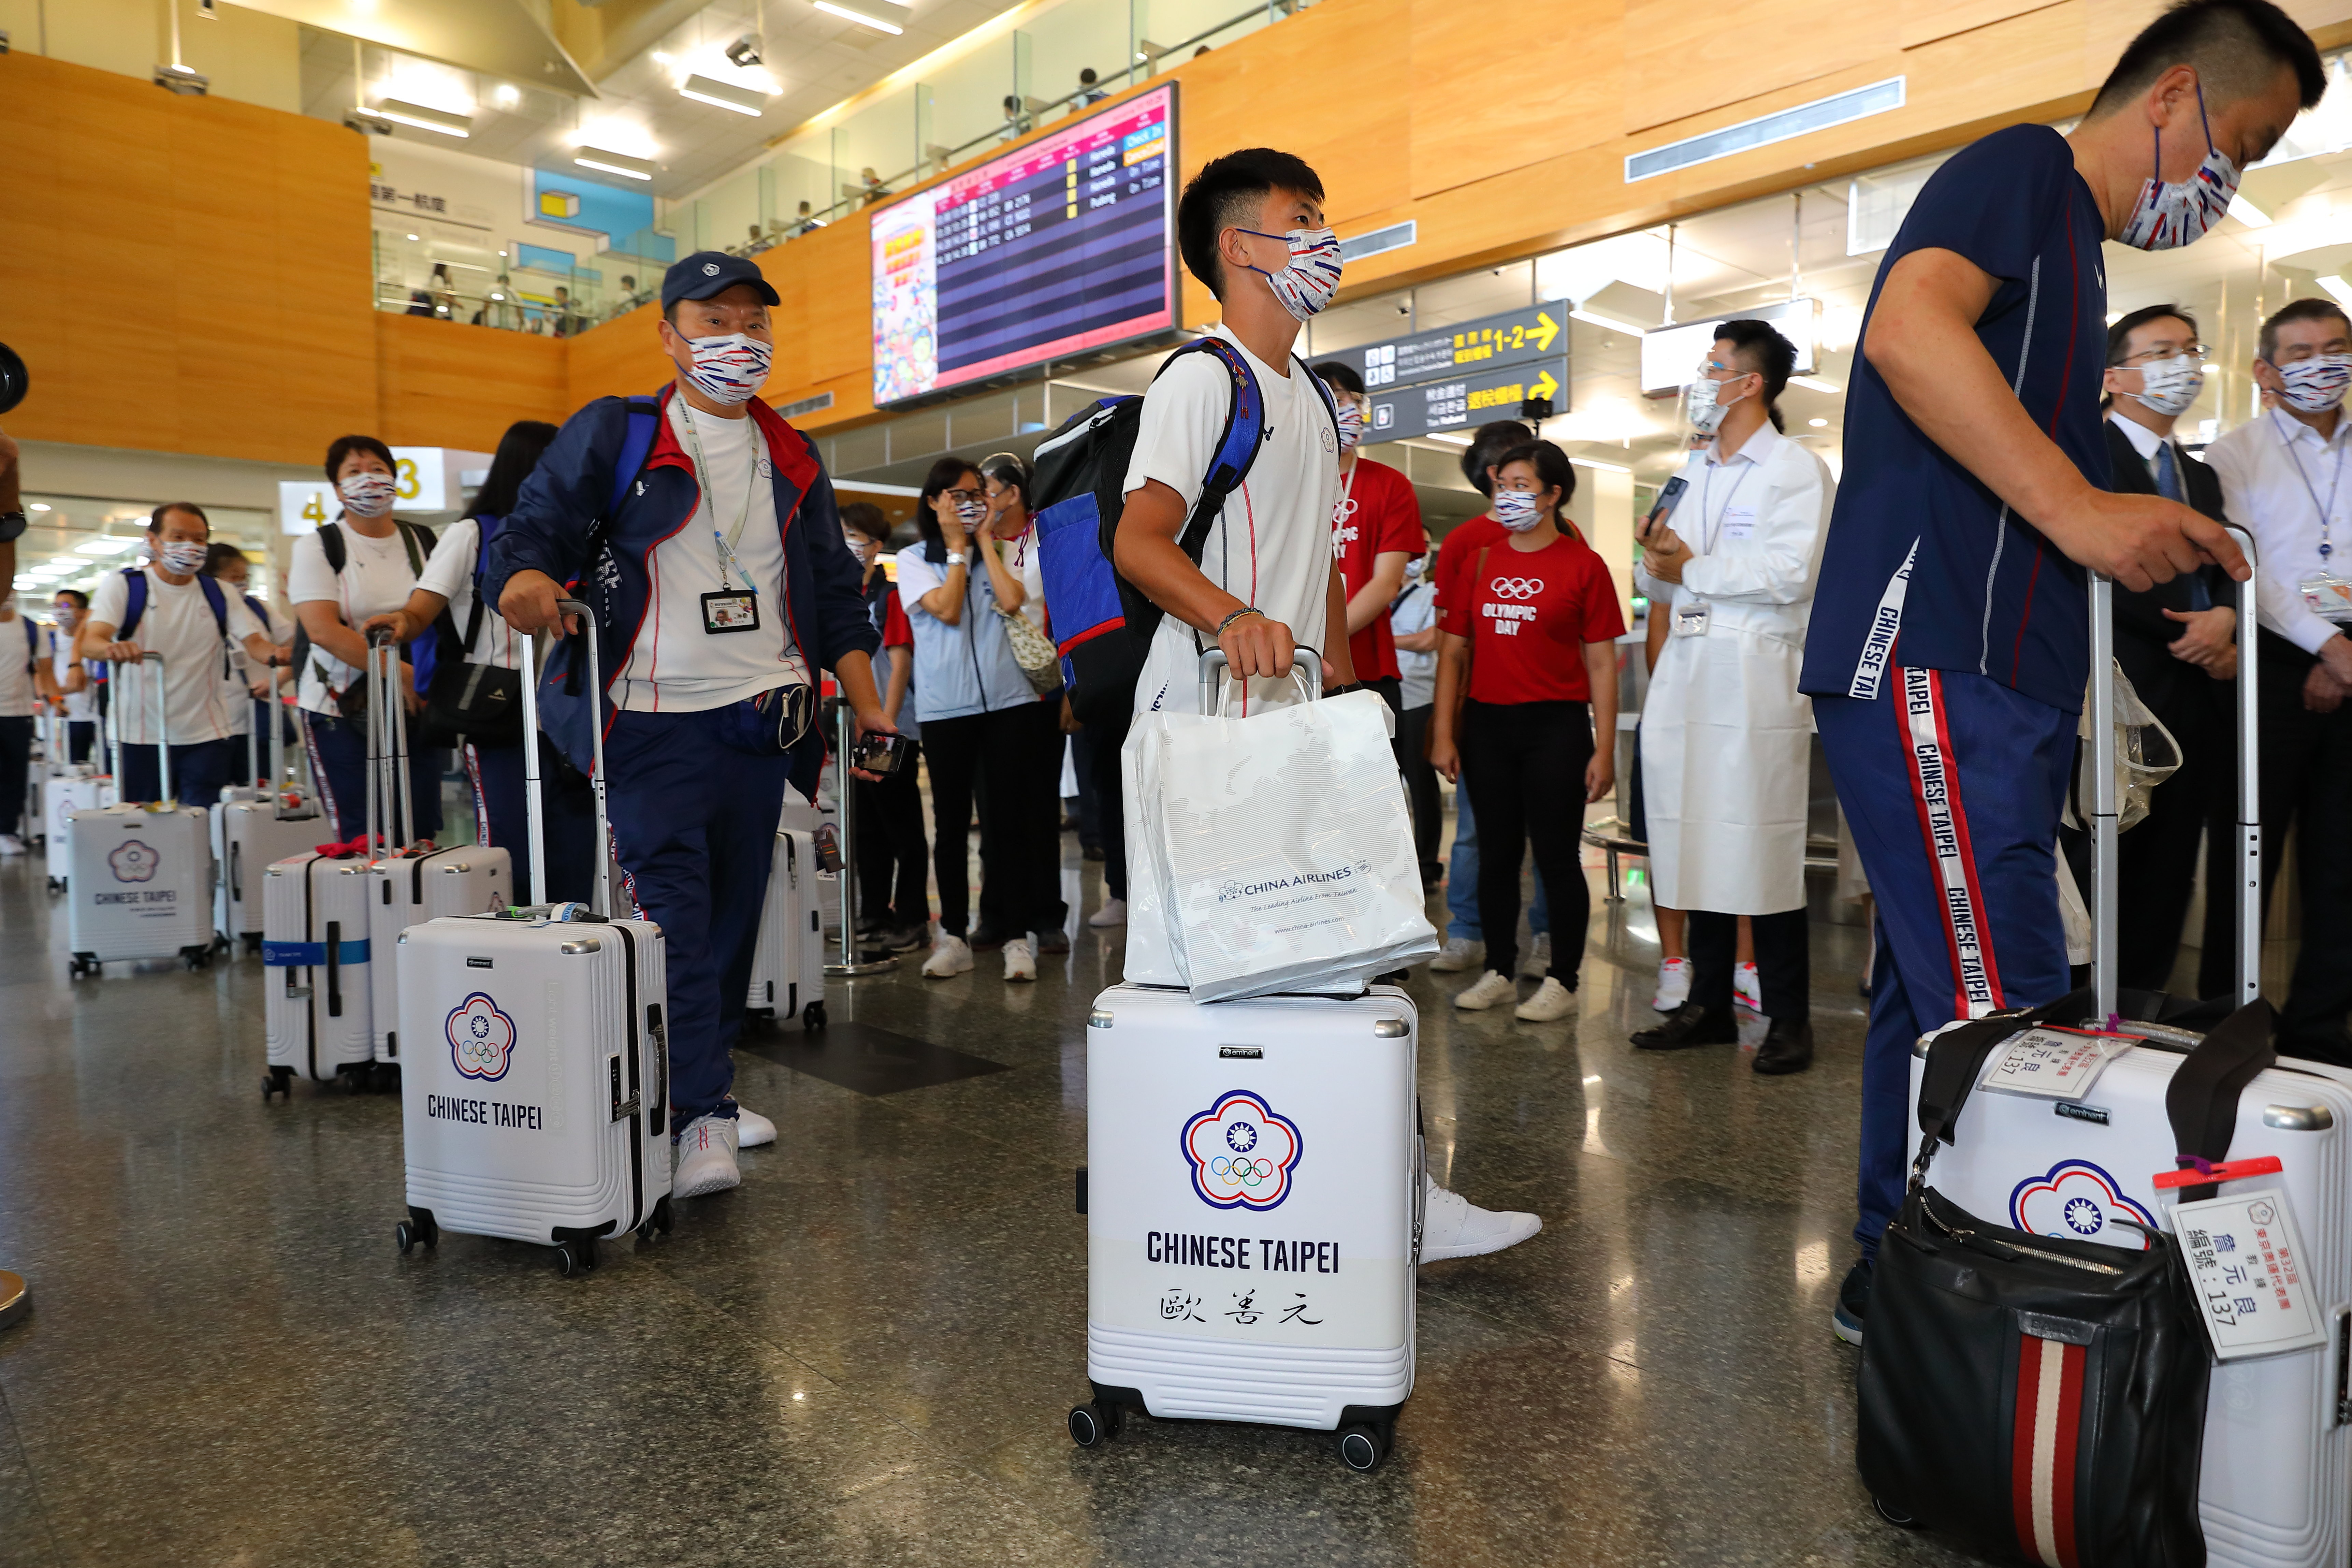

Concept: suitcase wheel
[[260, 1067, 293, 1102], [553, 1237, 597, 1277], [1335, 1423, 1390, 1473], [241, 933, 262, 957], [635, 1196, 673, 1245], [67, 954, 96, 979], [45, 877, 62, 896], [1068, 1400, 1121, 1448], [1871, 1496, 1923, 1530], [802, 1001, 827, 1031], [180, 945, 211, 972], [395, 1208, 439, 1255]]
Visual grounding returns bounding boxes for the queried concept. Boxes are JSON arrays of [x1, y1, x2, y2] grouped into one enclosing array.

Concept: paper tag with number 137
[[2166, 1185, 2329, 1361]]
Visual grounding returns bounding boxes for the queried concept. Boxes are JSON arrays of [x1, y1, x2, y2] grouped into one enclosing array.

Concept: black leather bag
[[419, 656, 521, 747], [1857, 994, 2216, 1568]]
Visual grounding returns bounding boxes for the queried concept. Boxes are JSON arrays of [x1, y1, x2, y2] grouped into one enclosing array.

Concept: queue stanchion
[[824, 695, 896, 978]]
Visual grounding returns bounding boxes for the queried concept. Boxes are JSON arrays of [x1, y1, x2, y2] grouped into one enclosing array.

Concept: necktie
[[2157, 442, 2214, 610]]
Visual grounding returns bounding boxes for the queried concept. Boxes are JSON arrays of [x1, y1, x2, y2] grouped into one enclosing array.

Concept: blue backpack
[[118, 567, 236, 681], [1028, 338, 1336, 720]]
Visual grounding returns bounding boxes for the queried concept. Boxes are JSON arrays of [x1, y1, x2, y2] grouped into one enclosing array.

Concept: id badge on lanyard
[[1672, 597, 1710, 638], [2299, 571, 2352, 624], [704, 529, 761, 634]]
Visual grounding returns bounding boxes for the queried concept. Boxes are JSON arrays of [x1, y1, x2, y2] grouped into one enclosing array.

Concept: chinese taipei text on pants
[[1814, 666, 2074, 1254]]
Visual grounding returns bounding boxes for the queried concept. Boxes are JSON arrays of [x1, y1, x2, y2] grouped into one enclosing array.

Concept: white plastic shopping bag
[[1124, 654, 1436, 1001]]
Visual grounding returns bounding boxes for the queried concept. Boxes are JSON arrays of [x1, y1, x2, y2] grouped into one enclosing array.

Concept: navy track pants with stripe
[[1815, 667, 2075, 1257]]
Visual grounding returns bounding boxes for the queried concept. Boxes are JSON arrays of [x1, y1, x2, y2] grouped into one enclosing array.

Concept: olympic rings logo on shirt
[[1489, 577, 1545, 600], [1209, 1156, 1277, 1185]]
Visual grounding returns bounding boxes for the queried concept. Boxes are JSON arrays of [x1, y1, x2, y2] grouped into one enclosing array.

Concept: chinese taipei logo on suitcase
[[108, 839, 161, 883], [1182, 1090, 1302, 1210], [447, 993, 518, 1081], [2008, 1157, 2158, 1250]]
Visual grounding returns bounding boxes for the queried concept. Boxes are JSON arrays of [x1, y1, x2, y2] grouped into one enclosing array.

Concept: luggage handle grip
[[517, 601, 609, 917], [1197, 645, 1322, 713]]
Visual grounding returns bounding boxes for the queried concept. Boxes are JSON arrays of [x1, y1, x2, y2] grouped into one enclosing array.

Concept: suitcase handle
[[517, 601, 611, 917], [1197, 645, 1322, 713], [138, 651, 171, 805], [325, 917, 343, 1017]]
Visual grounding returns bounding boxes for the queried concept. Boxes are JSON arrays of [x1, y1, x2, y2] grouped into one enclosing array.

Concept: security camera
[[725, 35, 763, 68]]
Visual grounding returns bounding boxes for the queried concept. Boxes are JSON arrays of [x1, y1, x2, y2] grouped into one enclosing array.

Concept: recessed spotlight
[[29, 503, 50, 512], [407, 233, 419, 241], [1809, 417, 1828, 428]]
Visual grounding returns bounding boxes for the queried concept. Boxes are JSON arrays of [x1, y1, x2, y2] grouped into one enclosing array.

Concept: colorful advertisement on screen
[[872, 83, 1177, 407]]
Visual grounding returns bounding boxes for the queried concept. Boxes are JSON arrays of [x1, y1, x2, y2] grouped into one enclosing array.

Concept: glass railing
[[371, 231, 667, 330], [685, 0, 1322, 257]]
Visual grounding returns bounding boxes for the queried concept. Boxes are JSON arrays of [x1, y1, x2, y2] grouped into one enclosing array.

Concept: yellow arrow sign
[[1530, 369, 1560, 404], [1529, 310, 1559, 354]]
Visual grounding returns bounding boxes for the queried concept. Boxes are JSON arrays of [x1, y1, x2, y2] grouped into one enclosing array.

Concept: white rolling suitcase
[[357, 641, 512, 1067], [1898, 544, 2352, 1567], [393, 601, 672, 1275], [261, 847, 376, 1096], [1074, 981, 1421, 1471], [746, 816, 827, 1031], [43, 768, 106, 895], [214, 711, 321, 953], [64, 653, 215, 977]]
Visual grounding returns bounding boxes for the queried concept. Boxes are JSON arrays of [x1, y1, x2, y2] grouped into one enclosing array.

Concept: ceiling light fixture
[[1568, 455, 1633, 473], [1809, 417, 1830, 427], [679, 74, 765, 116], [813, 1, 903, 34], [29, 503, 49, 512], [2317, 274, 2352, 308], [1787, 375, 1842, 394], [574, 146, 656, 181], [2230, 195, 2273, 228], [1570, 306, 1650, 334], [75, 538, 139, 555], [371, 97, 473, 137]]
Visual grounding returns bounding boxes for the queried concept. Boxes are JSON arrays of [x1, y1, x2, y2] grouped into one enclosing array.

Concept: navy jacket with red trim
[[483, 384, 879, 798]]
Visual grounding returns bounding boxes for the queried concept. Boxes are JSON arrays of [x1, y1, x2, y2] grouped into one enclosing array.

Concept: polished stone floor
[[0, 817, 2008, 1568]]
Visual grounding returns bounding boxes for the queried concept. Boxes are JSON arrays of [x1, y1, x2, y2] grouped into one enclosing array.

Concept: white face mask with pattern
[[339, 473, 397, 518]]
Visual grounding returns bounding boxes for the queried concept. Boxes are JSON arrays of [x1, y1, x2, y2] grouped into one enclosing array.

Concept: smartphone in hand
[[1638, 475, 1688, 545], [853, 729, 909, 775]]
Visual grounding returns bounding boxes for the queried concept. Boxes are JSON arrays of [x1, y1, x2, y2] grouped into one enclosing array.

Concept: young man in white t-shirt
[[47, 590, 98, 765], [79, 503, 277, 806], [0, 592, 39, 851], [493, 252, 889, 1203], [1111, 148, 1541, 1262]]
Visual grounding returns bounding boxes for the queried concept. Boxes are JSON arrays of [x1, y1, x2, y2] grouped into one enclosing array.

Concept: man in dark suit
[[2101, 304, 2240, 993]]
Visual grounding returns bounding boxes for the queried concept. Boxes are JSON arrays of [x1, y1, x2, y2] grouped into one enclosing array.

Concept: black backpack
[[1027, 337, 1335, 721], [289, 518, 436, 724]]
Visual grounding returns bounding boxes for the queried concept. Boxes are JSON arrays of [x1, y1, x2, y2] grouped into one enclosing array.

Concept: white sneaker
[[1513, 976, 1576, 1021], [0, 834, 21, 857], [1002, 936, 1036, 982], [734, 1105, 776, 1149], [921, 933, 975, 978], [1652, 956, 1693, 1012], [672, 1113, 741, 1199], [1453, 970, 1516, 1011], [1734, 961, 1763, 1013], [1088, 897, 1127, 928], [1420, 1175, 1542, 1262], [1429, 936, 1485, 973], [1519, 931, 1552, 979]]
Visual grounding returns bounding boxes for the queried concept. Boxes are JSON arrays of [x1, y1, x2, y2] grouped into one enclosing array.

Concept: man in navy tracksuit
[[488, 252, 888, 1201], [1797, 0, 2314, 1345]]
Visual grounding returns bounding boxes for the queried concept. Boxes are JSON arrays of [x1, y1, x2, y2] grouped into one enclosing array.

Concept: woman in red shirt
[[1429, 440, 1624, 1020]]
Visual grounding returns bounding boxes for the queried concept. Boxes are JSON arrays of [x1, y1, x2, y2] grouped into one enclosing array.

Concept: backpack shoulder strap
[[394, 520, 434, 576], [1150, 338, 1266, 563], [317, 522, 346, 575], [196, 573, 229, 637], [119, 568, 149, 641], [608, 396, 663, 519], [461, 514, 500, 655], [1296, 352, 1341, 438]]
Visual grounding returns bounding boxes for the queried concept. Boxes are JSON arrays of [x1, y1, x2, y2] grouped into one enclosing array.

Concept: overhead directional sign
[[1325, 304, 1566, 391], [1366, 359, 1567, 445]]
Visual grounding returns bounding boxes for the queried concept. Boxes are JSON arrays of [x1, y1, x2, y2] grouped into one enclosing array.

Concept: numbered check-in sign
[[278, 480, 334, 537]]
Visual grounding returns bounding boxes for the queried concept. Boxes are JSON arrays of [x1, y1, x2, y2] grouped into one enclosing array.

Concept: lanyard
[[2272, 410, 2346, 561], [1332, 460, 1360, 535], [1695, 452, 1757, 555], [680, 409, 759, 588]]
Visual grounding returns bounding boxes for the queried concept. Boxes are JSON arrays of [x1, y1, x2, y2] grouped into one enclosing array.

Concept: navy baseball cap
[[662, 251, 780, 312]]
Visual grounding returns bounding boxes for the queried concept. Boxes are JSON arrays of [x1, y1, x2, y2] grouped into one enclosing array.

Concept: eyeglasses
[[2117, 344, 2206, 366], [943, 488, 984, 504]]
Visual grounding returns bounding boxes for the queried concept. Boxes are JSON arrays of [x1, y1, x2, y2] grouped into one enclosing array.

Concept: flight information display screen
[[872, 83, 1176, 407]]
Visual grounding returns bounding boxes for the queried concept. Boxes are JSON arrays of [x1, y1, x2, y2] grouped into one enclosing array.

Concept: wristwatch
[[0, 511, 25, 544], [944, 551, 968, 567]]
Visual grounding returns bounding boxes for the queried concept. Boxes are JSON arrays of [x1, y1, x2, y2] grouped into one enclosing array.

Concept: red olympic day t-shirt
[[1330, 456, 1425, 682], [1435, 527, 1625, 705]]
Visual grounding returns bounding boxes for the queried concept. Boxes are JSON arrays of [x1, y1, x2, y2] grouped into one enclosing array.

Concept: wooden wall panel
[[1902, 0, 2065, 52], [0, 52, 375, 466], [1409, 0, 1622, 200], [1622, 0, 1895, 134], [376, 315, 571, 452]]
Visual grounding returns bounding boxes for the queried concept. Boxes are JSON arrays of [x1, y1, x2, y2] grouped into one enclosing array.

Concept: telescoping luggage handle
[[362, 630, 416, 857], [516, 598, 614, 918], [137, 651, 172, 807], [2085, 524, 2260, 1020], [1196, 645, 1323, 713]]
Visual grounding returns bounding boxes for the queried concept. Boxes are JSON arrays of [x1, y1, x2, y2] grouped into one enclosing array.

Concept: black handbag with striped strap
[[1854, 994, 2268, 1567]]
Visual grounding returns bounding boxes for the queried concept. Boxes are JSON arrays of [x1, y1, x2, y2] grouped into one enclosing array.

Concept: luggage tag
[[2298, 571, 2352, 624], [1671, 598, 1711, 638], [2152, 1160, 2330, 1361], [1975, 1023, 2143, 1101]]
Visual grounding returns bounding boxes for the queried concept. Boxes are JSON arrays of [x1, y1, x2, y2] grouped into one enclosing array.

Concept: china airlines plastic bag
[[1122, 660, 1437, 1001]]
